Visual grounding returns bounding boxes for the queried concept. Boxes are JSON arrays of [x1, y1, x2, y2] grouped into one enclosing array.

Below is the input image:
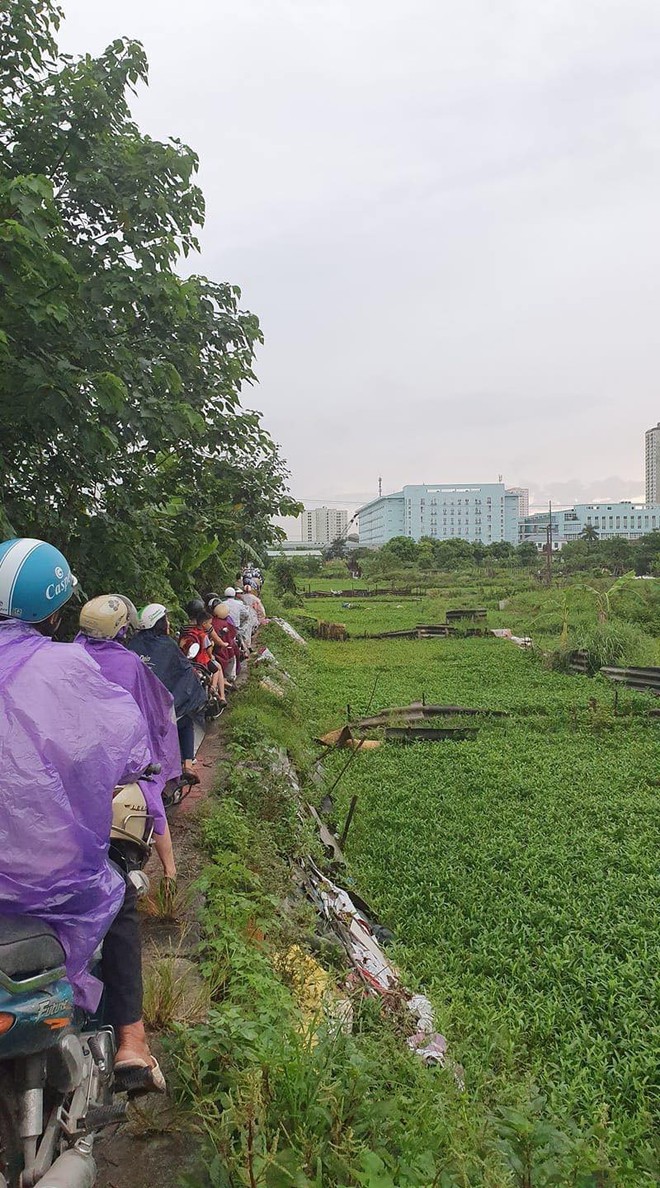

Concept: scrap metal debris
[[272, 617, 307, 645], [315, 702, 507, 748], [300, 860, 463, 1087], [491, 628, 532, 648], [260, 662, 463, 1087]]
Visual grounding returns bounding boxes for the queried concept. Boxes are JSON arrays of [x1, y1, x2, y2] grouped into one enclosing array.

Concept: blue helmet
[[0, 538, 76, 622]]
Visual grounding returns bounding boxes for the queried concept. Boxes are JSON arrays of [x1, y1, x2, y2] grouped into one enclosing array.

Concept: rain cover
[[127, 629, 206, 719], [0, 620, 151, 1010], [75, 634, 182, 834]]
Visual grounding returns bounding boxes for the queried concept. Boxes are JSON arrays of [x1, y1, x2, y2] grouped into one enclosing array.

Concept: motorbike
[[0, 775, 158, 1188], [183, 641, 224, 721], [161, 772, 197, 815]]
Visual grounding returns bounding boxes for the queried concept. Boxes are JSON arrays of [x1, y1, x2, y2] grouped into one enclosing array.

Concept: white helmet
[[138, 603, 168, 630], [111, 594, 139, 631], [79, 595, 129, 639], [224, 586, 236, 598], [111, 783, 154, 853]]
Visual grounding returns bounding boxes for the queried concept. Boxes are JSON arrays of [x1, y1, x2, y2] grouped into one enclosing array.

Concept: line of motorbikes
[[0, 597, 253, 1187], [0, 715, 206, 1188]]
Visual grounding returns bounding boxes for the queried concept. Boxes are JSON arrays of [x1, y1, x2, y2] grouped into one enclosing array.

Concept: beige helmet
[[80, 594, 129, 640], [111, 783, 154, 851], [211, 601, 230, 619]]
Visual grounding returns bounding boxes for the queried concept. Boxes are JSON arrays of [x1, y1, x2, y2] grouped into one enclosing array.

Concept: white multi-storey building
[[300, 506, 348, 544], [519, 501, 660, 547], [358, 484, 520, 546], [507, 487, 530, 517], [645, 423, 660, 505]]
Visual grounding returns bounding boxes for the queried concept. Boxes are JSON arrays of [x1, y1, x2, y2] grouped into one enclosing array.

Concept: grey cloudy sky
[[59, 0, 660, 520]]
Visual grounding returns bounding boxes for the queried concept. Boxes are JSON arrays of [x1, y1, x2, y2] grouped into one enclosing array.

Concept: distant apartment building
[[507, 487, 530, 517], [300, 506, 348, 544], [645, 422, 660, 504], [519, 501, 660, 548], [358, 484, 520, 547]]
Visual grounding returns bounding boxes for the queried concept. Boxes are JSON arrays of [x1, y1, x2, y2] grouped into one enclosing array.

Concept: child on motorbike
[[179, 604, 227, 706]]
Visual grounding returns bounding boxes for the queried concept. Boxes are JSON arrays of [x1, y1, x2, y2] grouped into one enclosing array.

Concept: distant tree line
[[309, 530, 660, 578]]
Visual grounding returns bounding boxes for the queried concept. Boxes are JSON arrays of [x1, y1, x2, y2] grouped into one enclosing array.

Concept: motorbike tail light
[[0, 1013, 16, 1034]]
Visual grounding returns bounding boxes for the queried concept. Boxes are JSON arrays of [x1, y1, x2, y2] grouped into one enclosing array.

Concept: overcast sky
[[59, 0, 660, 522]]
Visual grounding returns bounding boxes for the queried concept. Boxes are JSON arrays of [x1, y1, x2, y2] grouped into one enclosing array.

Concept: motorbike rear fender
[[0, 981, 73, 1061]]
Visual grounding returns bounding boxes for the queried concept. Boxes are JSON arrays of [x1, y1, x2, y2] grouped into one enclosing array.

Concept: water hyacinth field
[[300, 616, 660, 1180]]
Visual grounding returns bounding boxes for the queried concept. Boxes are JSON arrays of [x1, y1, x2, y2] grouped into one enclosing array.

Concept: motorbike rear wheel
[[0, 1068, 23, 1188]]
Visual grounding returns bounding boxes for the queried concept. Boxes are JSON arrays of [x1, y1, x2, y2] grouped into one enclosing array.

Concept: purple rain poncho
[[74, 635, 182, 836], [0, 619, 151, 1010]]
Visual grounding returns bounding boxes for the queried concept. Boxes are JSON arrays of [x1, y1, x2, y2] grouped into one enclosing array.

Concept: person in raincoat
[[0, 539, 165, 1093], [241, 583, 266, 626], [128, 603, 206, 776], [75, 594, 181, 882]]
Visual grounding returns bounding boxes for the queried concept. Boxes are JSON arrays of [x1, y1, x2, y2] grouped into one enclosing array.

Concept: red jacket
[[212, 617, 240, 669], [179, 625, 212, 668]]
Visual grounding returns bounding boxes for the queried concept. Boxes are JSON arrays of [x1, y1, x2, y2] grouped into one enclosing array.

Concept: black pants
[[101, 878, 143, 1029], [177, 714, 195, 763]]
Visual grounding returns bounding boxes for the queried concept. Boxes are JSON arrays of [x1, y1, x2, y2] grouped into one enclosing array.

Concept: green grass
[[300, 630, 659, 1182], [173, 587, 659, 1186]]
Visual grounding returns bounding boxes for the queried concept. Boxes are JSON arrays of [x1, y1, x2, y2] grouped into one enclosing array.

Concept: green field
[[299, 626, 660, 1179], [295, 576, 660, 663]]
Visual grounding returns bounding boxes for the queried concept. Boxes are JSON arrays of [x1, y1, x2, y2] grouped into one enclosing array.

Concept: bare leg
[[153, 822, 176, 880]]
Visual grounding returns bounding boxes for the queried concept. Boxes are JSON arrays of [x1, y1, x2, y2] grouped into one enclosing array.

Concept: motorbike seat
[[0, 915, 65, 979]]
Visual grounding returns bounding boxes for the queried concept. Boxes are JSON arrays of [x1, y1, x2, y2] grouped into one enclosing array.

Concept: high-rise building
[[645, 423, 660, 504], [506, 487, 530, 517], [300, 506, 348, 544], [358, 484, 520, 546]]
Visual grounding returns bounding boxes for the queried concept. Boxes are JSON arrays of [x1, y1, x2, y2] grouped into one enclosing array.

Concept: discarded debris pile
[[491, 627, 532, 648], [367, 624, 451, 640], [304, 619, 349, 641], [356, 701, 507, 724], [252, 654, 464, 1091], [303, 587, 421, 599], [316, 702, 505, 747], [298, 859, 464, 1083], [446, 607, 488, 623], [567, 655, 660, 693], [271, 616, 307, 645], [362, 614, 491, 642], [255, 645, 293, 697]]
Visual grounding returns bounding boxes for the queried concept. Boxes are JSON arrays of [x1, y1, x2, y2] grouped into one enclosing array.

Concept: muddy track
[[95, 718, 230, 1188]]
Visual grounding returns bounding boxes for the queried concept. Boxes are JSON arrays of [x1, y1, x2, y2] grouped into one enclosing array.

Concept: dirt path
[[95, 719, 228, 1188]]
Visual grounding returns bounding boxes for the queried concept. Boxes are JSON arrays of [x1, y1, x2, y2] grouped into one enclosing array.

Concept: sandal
[[114, 1056, 167, 1097]]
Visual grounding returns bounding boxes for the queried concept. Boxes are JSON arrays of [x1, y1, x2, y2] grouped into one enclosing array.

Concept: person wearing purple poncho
[[0, 539, 165, 1095], [75, 593, 181, 882]]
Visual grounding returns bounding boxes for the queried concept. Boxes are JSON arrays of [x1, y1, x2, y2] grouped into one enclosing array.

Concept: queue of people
[[0, 538, 265, 1096]]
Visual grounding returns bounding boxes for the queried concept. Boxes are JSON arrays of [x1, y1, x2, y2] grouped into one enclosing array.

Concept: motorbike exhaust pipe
[[33, 1147, 96, 1188]]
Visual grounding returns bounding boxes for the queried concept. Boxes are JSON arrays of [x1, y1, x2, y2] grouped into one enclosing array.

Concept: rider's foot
[[115, 1020, 152, 1066], [114, 1021, 167, 1096]]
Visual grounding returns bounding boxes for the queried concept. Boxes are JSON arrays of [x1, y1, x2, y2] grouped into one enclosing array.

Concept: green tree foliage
[[516, 541, 539, 566], [0, 2, 299, 602], [367, 530, 660, 581], [379, 535, 419, 565], [270, 557, 297, 597], [323, 536, 347, 561], [580, 523, 599, 543]]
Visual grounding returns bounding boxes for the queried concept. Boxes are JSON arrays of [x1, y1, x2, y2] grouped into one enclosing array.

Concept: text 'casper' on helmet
[[0, 537, 77, 622]]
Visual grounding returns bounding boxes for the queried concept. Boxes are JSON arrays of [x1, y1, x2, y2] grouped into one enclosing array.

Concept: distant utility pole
[[378, 476, 382, 497], [545, 500, 553, 585]]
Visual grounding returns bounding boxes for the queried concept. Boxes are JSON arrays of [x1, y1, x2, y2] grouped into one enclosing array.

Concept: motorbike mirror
[[187, 642, 201, 659]]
